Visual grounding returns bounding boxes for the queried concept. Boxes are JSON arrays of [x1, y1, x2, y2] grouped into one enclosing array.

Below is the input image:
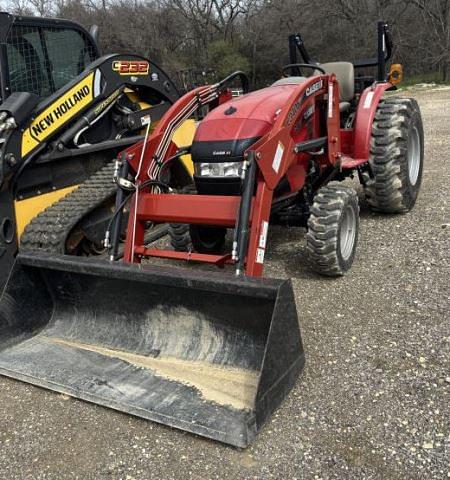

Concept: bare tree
[[28, 0, 54, 16], [8, 0, 35, 15], [42, 0, 448, 86], [168, 0, 215, 55], [411, 0, 450, 80]]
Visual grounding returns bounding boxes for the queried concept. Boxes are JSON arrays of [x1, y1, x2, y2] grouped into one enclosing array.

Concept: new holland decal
[[21, 72, 95, 157]]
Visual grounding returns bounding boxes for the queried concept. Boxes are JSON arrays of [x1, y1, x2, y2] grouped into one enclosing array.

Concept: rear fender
[[353, 82, 393, 161]]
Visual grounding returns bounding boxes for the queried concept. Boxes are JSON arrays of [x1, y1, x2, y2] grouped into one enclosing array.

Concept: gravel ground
[[0, 87, 449, 480]]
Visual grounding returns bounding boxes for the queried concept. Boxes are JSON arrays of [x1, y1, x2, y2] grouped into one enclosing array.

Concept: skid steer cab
[[0, 22, 424, 448]]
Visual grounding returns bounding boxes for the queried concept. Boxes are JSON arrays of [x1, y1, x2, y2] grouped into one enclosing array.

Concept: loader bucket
[[0, 253, 304, 447]]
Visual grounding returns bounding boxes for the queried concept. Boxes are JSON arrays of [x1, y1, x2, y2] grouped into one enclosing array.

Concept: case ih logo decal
[[286, 80, 324, 126], [112, 60, 150, 75], [213, 150, 232, 156], [306, 79, 323, 96]]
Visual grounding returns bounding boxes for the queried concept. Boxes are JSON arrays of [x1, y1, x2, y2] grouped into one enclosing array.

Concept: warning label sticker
[[364, 91, 375, 109], [259, 221, 269, 249], [272, 142, 284, 173], [256, 248, 265, 264]]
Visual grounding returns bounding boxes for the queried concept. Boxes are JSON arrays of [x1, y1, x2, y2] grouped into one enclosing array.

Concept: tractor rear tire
[[364, 97, 424, 213], [306, 185, 359, 276]]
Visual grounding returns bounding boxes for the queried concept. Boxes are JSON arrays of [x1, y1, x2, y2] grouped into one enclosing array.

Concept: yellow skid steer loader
[[0, 12, 195, 291]]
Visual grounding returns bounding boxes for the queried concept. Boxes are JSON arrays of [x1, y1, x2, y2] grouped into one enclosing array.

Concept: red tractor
[[112, 22, 423, 277]]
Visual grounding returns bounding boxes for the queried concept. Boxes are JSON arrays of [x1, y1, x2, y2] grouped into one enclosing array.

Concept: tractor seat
[[318, 62, 355, 103]]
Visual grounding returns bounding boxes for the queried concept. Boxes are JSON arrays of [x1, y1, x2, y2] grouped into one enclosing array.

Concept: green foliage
[[400, 71, 450, 88], [207, 40, 250, 78]]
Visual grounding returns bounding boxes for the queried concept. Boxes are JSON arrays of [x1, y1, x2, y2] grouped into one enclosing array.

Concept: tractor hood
[[192, 85, 297, 163]]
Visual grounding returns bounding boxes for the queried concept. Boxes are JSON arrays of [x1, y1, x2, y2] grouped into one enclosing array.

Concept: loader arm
[[251, 75, 341, 190]]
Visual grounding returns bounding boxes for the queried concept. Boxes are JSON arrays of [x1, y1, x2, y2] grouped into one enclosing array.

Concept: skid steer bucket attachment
[[0, 253, 304, 447]]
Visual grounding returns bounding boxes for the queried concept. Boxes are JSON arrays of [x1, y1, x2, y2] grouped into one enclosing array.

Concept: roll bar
[[288, 21, 393, 82]]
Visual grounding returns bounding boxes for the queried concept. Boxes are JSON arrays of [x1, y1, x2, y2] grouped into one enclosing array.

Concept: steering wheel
[[282, 63, 326, 77], [218, 71, 250, 94]]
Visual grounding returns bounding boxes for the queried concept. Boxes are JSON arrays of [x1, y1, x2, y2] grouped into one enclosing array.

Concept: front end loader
[[0, 23, 424, 447]]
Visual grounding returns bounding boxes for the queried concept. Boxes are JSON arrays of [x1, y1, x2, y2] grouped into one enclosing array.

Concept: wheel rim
[[340, 204, 356, 261], [407, 126, 421, 186]]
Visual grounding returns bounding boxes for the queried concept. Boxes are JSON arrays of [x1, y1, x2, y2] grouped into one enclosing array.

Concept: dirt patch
[[49, 337, 259, 410]]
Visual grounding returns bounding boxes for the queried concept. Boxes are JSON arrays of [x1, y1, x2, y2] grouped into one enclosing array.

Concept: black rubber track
[[365, 96, 424, 213], [20, 162, 117, 253]]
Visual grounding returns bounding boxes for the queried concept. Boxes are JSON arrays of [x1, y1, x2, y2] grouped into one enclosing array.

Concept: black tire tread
[[365, 96, 423, 213], [306, 184, 359, 276], [168, 184, 196, 252]]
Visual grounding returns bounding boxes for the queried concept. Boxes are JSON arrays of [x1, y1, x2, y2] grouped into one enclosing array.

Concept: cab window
[[6, 24, 97, 97], [43, 27, 97, 91], [6, 25, 52, 97]]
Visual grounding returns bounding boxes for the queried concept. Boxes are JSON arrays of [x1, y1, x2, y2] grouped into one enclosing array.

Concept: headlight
[[194, 162, 243, 178]]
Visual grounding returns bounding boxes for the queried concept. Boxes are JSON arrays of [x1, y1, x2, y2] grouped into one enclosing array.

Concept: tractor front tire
[[189, 225, 226, 254], [169, 224, 226, 253], [168, 223, 191, 251], [365, 97, 424, 213], [168, 184, 196, 252], [306, 185, 359, 276]]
